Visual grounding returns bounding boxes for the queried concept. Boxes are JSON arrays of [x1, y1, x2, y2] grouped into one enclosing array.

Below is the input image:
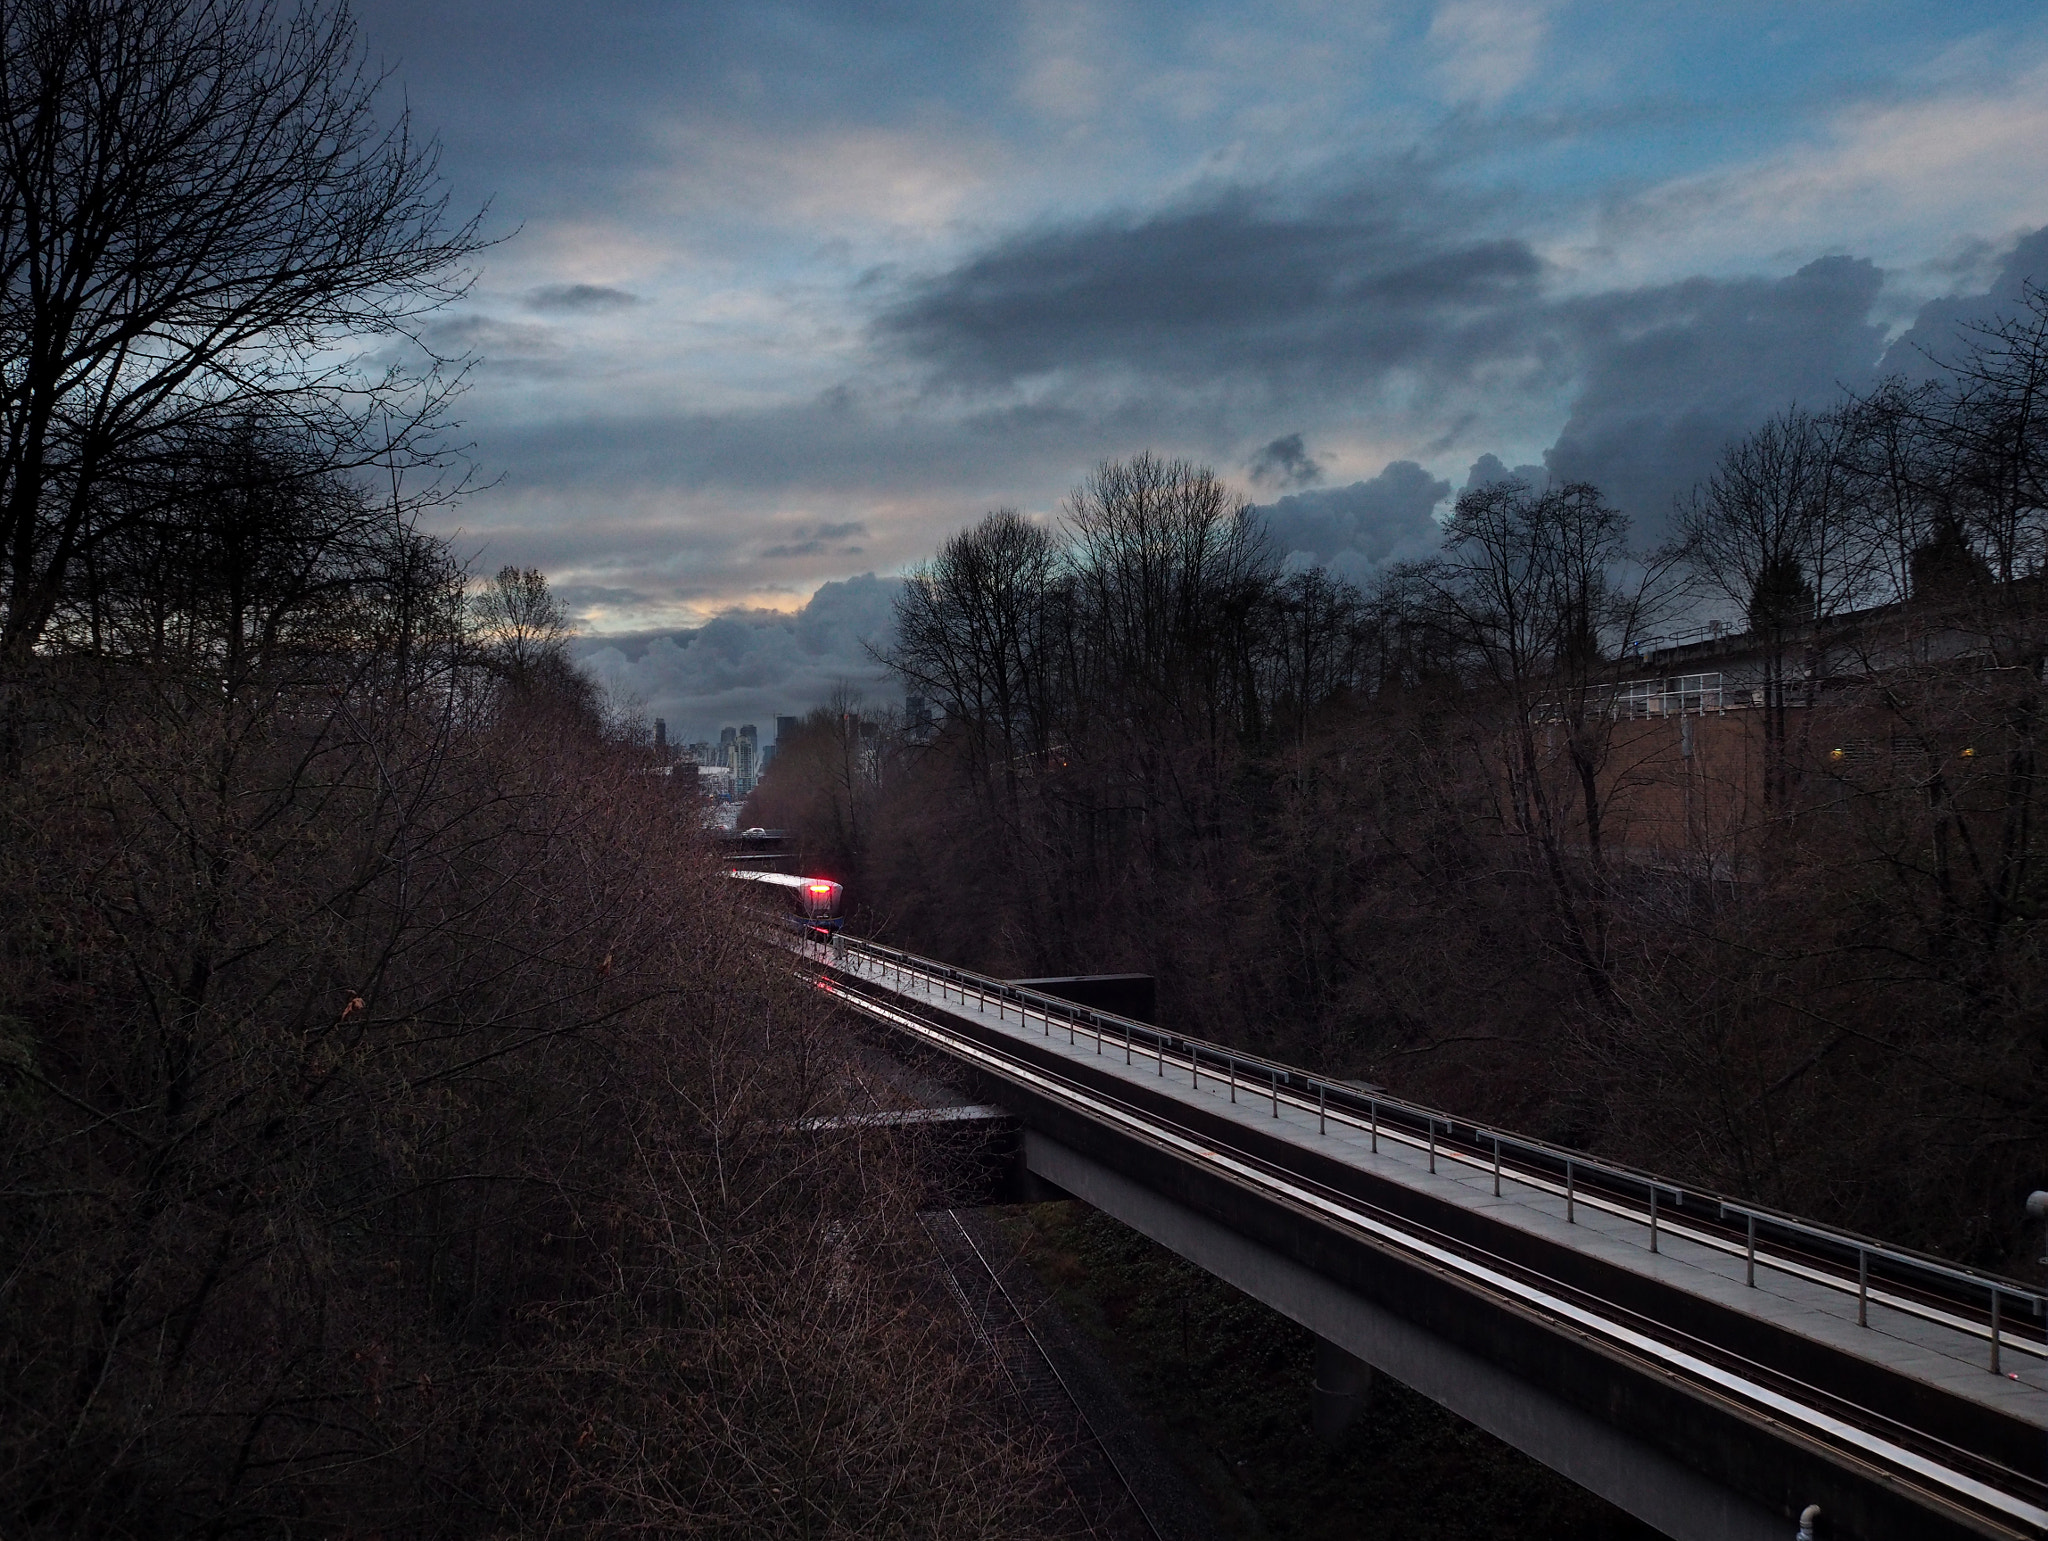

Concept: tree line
[[2, 3, 1067, 1535], [752, 289, 2048, 1275]]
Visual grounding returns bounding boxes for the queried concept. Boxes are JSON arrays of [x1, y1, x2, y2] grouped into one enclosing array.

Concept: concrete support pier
[[1311, 1337, 1372, 1444]]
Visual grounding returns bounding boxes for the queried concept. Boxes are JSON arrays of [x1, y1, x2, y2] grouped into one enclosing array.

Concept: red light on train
[[808, 883, 833, 894]]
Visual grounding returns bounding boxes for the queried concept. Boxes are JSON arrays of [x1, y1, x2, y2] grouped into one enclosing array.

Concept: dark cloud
[[1538, 229, 2048, 535], [423, 314, 562, 361], [1542, 256, 1889, 532], [1256, 460, 1450, 583], [554, 583, 654, 614], [870, 173, 1968, 548], [471, 209, 2048, 618], [1247, 432, 1324, 490], [576, 573, 900, 744], [877, 179, 1548, 392], [1462, 453, 1546, 492], [1880, 226, 2048, 383], [524, 283, 641, 313], [758, 529, 868, 557], [339, 0, 2048, 655]]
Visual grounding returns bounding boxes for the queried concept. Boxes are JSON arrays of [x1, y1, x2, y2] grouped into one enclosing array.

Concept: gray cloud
[[1256, 460, 1451, 584], [575, 572, 900, 743], [1543, 256, 1889, 533], [524, 283, 642, 313], [340, 0, 2048, 650], [1537, 232, 2048, 536], [876, 178, 1548, 392], [1880, 225, 2048, 383], [1461, 453, 1546, 492], [472, 214, 2048, 619], [872, 175, 2025, 548], [424, 314, 563, 362], [1247, 432, 1324, 490]]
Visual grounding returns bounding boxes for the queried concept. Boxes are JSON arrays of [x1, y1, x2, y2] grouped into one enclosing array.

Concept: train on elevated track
[[725, 867, 844, 936]]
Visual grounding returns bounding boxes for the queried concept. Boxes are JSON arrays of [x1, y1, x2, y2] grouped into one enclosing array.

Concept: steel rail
[[935, 1208, 1168, 1541], [813, 933, 2048, 1354], [821, 962, 2036, 1458], [813, 965, 2046, 1536]]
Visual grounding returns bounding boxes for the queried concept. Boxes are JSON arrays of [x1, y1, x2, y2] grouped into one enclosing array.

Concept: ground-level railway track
[[922, 1207, 1168, 1540]]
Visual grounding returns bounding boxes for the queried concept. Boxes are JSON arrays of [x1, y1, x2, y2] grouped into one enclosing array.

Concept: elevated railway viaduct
[[792, 932, 2047, 1541]]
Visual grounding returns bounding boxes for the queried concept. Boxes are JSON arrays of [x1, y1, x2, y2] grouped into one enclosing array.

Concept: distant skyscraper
[[776, 714, 798, 744], [653, 718, 668, 757], [719, 724, 761, 796]]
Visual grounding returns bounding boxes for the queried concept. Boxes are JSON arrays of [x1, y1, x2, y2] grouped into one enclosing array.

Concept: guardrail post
[[1746, 1213, 1756, 1286], [1318, 1083, 1326, 1135], [1270, 1069, 1278, 1117], [1857, 1248, 1868, 1326], [1428, 1119, 1436, 1173], [1493, 1133, 1501, 1197], [1369, 1100, 1377, 1154], [1566, 1159, 1575, 1223], [1228, 1056, 1236, 1103], [1192, 1047, 1199, 1090], [1649, 1185, 1659, 1253], [1094, 1016, 1101, 1055], [1125, 1021, 1132, 1065], [1991, 1288, 2002, 1375]]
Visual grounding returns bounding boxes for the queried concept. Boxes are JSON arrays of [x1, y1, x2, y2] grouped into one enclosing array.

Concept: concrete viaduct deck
[[796, 932, 2048, 1541]]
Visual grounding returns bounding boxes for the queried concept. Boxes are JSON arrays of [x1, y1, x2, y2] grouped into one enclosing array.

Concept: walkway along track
[[790, 931, 2048, 1541]]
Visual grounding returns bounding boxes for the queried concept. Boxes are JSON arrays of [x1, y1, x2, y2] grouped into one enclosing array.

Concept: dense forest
[[0, 2, 1061, 1534], [2, 536, 1066, 1534], [750, 293, 2048, 1276]]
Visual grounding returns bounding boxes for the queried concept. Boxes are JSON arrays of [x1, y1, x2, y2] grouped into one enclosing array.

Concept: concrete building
[[1530, 587, 2041, 880]]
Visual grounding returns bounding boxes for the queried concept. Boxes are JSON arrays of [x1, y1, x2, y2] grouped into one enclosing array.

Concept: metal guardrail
[[814, 930, 2048, 1375]]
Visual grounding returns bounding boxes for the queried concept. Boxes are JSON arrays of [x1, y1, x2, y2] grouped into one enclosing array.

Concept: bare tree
[[0, 0, 483, 661], [889, 509, 1060, 831], [1939, 282, 2048, 594], [1424, 478, 1680, 1008], [472, 562, 571, 679], [1832, 379, 1970, 607], [2, 523, 1059, 1534], [1678, 408, 1865, 802]]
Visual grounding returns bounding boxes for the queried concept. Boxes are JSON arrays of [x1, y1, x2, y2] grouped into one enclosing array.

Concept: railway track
[[923, 1206, 1170, 1540]]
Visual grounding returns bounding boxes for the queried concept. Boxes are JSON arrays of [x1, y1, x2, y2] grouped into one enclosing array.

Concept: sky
[[349, 0, 2048, 743]]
